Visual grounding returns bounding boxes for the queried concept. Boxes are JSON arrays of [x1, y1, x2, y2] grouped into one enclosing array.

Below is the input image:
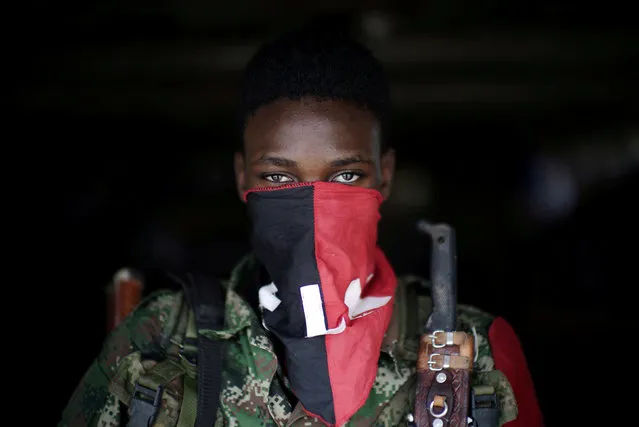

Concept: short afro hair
[[238, 26, 391, 148]]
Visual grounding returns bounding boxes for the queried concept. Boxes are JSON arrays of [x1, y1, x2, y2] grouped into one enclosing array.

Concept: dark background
[[10, 1, 638, 425]]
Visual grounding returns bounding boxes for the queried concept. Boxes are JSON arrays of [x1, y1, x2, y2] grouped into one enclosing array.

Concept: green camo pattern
[[58, 254, 518, 427]]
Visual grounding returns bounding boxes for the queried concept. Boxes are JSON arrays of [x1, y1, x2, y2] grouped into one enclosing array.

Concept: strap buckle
[[128, 383, 163, 427], [470, 387, 500, 427], [427, 353, 450, 371], [429, 330, 454, 348]]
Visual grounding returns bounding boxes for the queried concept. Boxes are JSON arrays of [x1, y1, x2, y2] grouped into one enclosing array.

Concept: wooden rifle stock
[[106, 268, 144, 332]]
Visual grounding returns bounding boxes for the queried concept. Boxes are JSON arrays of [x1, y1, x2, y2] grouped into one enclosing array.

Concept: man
[[59, 27, 543, 427]]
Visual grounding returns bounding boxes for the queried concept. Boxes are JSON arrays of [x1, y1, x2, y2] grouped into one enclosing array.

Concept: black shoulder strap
[[175, 272, 226, 427]]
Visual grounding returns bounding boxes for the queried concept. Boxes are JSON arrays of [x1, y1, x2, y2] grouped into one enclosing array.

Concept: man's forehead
[[251, 97, 373, 121], [244, 98, 381, 156]]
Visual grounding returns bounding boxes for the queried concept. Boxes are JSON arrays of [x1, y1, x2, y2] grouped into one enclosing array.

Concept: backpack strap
[[172, 273, 226, 427]]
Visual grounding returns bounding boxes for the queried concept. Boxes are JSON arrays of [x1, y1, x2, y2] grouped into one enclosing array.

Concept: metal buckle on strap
[[427, 353, 451, 371], [429, 330, 454, 348], [128, 383, 163, 427]]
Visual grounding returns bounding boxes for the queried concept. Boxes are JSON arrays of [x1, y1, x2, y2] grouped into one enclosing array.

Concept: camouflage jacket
[[58, 254, 519, 427]]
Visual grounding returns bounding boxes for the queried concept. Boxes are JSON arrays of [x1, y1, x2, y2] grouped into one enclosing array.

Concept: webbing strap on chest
[[176, 273, 226, 427]]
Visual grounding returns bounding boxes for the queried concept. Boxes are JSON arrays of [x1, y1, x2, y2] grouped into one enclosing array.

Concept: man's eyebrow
[[252, 156, 298, 167], [329, 156, 373, 167]]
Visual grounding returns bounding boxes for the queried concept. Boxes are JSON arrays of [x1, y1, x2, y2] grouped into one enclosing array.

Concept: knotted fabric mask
[[245, 181, 397, 426]]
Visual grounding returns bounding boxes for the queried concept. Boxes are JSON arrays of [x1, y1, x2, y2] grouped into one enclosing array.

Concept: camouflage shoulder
[[59, 290, 184, 427], [98, 289, 184, 375]]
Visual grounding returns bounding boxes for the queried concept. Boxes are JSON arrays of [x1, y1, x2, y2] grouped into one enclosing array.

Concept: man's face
[[234, 97, 395, 201]]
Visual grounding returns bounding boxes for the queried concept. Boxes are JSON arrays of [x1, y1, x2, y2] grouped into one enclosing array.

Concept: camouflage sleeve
[[58, 290, 180, 427]]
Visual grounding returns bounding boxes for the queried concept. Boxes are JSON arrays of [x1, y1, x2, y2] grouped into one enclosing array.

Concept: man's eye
[[332, 172, 361, 184], [264, 174, 293, 183]]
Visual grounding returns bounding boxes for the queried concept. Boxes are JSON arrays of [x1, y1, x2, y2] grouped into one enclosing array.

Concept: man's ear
[[379, 148, 396, 201], [233, 151, 247, 203]]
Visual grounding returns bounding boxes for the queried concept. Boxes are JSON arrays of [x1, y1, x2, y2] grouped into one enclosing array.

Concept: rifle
[[409, 221, 475, 427]]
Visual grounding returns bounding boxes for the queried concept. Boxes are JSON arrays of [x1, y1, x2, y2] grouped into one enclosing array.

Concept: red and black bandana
[[245, 181, 397, 426]]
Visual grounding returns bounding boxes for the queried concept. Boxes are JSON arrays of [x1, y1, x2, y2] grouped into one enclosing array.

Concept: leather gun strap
[[414, 334, 472, 427]]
